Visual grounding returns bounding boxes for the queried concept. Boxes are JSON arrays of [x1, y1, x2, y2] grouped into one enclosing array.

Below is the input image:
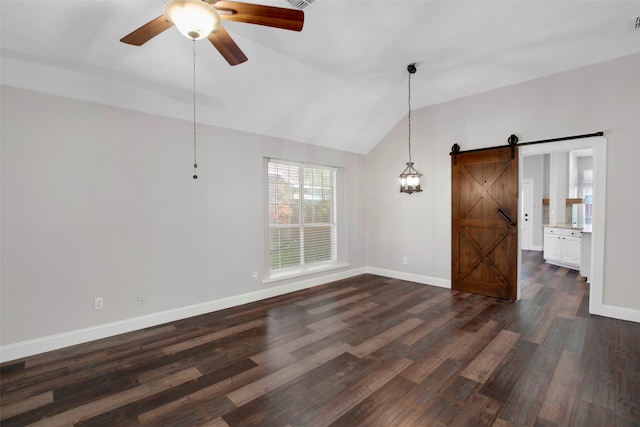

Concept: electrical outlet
[[402, 257, 408, 265], [137, 292, 145, 305], [94, 297, 103, 310], [630, 15, 640, 32], [252, 271, 259, 280]]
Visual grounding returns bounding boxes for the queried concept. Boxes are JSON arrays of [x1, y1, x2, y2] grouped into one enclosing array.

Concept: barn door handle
[[496, 208, 516, 227]]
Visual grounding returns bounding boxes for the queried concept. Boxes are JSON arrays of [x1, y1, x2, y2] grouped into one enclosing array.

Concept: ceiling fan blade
[[214, 1, 304, 32], [120, 15, 174, 46], [208, 26, 248, 66]]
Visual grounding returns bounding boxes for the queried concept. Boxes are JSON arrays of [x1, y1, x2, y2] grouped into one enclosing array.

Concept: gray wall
[[1, 87, 367, 345], [366, 52, 640, 312]]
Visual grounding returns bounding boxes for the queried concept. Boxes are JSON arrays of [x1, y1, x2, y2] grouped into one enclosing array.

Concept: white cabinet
[[580, 232, 592, 282], [543, 227, 581, 270], [561, 230, 581, 268], [543, 230, 562, 262]]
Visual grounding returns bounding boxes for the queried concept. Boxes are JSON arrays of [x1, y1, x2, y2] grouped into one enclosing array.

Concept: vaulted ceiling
[[2, 1, 639, 153]]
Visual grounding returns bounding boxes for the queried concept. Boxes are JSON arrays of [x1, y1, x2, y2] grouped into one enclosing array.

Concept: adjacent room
[[2, 0, 640, 425]]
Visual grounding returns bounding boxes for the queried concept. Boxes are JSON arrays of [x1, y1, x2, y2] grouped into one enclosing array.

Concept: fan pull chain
[[192, 39, 198, 179]]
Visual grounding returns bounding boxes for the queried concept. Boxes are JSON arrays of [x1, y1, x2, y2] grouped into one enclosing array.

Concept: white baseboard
[[365, 267, 451, 289], [0, 267, 367, 363], [590, 303, 640, 323]]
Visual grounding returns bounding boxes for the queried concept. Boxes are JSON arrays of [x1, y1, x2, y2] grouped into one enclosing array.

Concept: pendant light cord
[[407, 71, 412, 164], [192, 39, 198, 179]]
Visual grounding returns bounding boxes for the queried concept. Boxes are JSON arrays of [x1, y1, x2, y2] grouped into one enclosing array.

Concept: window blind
[[267, 159, 337, 274]]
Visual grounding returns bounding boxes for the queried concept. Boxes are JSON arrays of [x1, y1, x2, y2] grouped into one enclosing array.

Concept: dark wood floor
[[2, 251, 639, 426]]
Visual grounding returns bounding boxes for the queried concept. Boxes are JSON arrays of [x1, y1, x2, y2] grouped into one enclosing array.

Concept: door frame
[[521, 178, 534, 251], [517, 136, 606, 312]]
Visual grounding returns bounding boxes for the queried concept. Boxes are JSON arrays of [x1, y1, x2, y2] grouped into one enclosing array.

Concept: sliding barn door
[[451, 146, 518, 300]]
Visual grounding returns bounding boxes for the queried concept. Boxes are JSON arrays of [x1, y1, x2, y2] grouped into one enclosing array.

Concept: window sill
[[262, 262, 351, 285]]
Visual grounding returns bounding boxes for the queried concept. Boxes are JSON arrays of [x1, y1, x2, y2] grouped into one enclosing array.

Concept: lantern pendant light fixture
[[399, 63, 422, 194]]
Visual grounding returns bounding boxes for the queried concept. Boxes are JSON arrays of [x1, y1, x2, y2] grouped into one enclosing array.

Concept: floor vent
[[282, 0, 318, 10]]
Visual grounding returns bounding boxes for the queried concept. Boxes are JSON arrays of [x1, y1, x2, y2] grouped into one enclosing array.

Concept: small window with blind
[[267, 159, 337, 279]]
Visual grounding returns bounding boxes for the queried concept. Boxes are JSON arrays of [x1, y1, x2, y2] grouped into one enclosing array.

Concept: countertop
[[544, 224, 592, 233]]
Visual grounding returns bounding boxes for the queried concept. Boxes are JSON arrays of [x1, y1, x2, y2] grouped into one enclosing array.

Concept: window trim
[[262, 261, 351, 284], [265, 158, 341, 282]]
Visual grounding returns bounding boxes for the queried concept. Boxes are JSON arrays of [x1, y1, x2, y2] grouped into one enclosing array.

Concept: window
[[582, 168, 593, 226], [267, 159, 337, 278], [583, 188, 593, 226]]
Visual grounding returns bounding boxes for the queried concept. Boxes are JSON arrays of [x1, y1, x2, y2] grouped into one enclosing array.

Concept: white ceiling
[[2, 0, 640, 154]]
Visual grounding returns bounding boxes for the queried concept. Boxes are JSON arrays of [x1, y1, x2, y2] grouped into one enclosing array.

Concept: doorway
[[517, 136, 606, 314], [521, 178, 534, 251]]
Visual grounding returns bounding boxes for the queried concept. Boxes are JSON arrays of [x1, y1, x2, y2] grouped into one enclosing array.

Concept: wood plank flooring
[[2, 251, 639, 426]]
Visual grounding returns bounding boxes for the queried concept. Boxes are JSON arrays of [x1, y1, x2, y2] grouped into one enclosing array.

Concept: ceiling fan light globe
[[164, 0, 221, 40]]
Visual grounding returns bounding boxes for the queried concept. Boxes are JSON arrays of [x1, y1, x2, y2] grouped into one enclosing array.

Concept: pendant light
[[399, 63, 422, 194]]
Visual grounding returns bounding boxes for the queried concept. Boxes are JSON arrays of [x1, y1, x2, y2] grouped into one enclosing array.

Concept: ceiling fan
[[120, 0, 304, 66]]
